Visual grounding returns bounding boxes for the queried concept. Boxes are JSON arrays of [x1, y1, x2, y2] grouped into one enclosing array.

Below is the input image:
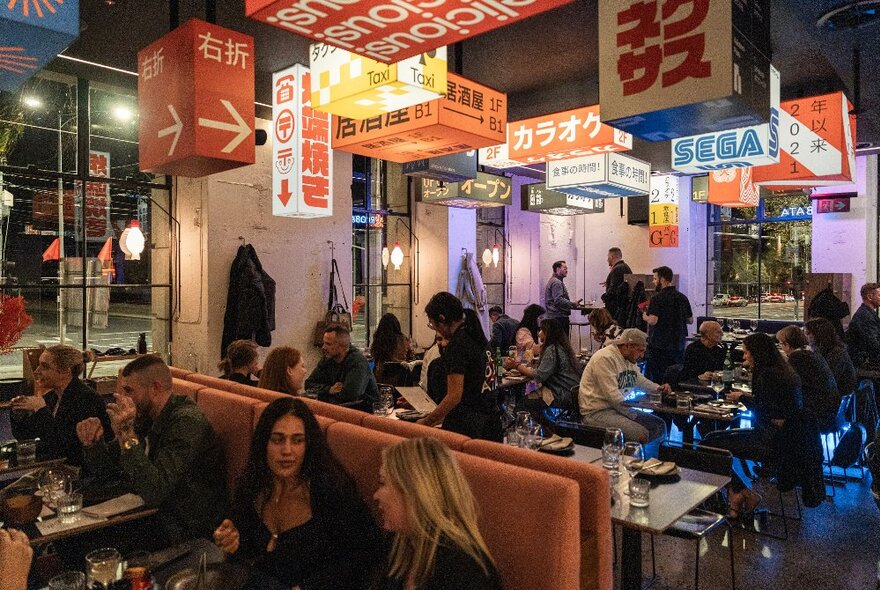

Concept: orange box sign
[[507, 105, 632, 165], [331, 73, 506, 163], [708, 168, 760, 208], [138, 19, 255, 177]]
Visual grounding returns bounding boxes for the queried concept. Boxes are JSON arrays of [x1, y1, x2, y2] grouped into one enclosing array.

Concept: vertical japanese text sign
[[138, 19, 255, 178], [273, 64, 333, 218], [708, 168, 760, 207], [83, 151, 112, 239], [648, 174, 678, 248], [0, 0, 79, 91]]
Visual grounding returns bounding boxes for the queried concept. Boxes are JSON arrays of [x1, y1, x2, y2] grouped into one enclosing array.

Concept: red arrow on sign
[[277, 178, 292, 207]]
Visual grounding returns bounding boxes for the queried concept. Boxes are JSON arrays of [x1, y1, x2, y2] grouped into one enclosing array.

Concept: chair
[[818, 392, 854, 496], [550, 419, 606, 448], [648, 441, 736, 590]]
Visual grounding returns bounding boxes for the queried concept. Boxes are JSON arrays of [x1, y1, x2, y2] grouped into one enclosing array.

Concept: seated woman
[[419, 334, 449, 405], [587, 308, 623, 348], [219, 339, 261, 385], [373, 437, 502, 590], [805, 317, 858, 397], [11, 345, 111, 468], [513, 304, 545, 362], [702, 333, 803, 519], [214, 397, 382, 590], [371, 313, 413, 385], [777, 325, 840, 427], [258, 347, 306, 396]]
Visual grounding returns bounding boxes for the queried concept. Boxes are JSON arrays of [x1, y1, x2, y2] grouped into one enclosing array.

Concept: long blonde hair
[[381, 437, 494, 586], [257, 346, 301, 395]]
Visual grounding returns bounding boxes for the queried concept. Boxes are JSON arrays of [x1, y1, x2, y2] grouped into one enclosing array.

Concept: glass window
[[477, 207, 505, 311]]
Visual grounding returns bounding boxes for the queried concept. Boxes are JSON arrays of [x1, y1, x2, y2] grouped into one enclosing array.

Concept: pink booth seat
[[325, 422, 581, 590], [253, 401, 336, 433], [298, 397, 367, 426], [194, 387, 260, 493], [461, 440, 613, 590], [359, 414, 471, 450], [169, 366, 193, 380], [171, 378, 205, 401]]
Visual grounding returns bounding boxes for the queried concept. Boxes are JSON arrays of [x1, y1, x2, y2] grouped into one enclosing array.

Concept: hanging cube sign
[[547, 152, 651, 199], [309, 43, 446, 119], [246, 0, 573, 63], [506, 105, 633, 165], [138, 19, 255, 177], [417, 171, 511, 208], [599, 0, 773, 141], [708, 167, 760, 207], [0, 0, 79, 91], [752, 91, 857, 187], [671, 65, 781, 173], [478, 143, 525, 169], [402, 149, 477, 183], [521, 183, 605, 216], [648, 174, 679, 248], [331, 72, 506, 163], [273, 64, 333, 218]]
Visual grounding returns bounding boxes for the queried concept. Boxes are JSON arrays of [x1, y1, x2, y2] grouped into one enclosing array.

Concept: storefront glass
[[477, 207, 505, 310]]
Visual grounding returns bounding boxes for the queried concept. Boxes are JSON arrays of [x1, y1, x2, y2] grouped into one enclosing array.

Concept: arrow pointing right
[[157, 104, 183, 156]]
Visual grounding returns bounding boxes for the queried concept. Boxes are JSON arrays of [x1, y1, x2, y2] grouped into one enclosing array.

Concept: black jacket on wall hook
[[221, 243, 276, 357]]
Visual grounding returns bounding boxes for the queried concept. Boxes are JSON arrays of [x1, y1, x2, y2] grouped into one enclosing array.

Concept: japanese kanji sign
[[547, 152, 651, 199], [520, 182, 605, 216], [402, 150, 477, 183], [648, 174, 678, 248], [708, 167, 760, 208], [332, 72, 506, 163], [752, 91, 857, 187], [246, 0, 572, 63], [0, 0, 79, 91], [671, 65, 780, 173], [138, 19, 255, 177], [418, 171, 511, 208], [599, 0, 773, 141], [310, 43, 446, 119], [273, 64, 333, 218], [31, 151, 111, 239]]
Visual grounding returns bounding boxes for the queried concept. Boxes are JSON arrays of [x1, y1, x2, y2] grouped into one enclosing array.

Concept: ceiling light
[[112, 105, 134, 122], [23, 97, 42, 109]]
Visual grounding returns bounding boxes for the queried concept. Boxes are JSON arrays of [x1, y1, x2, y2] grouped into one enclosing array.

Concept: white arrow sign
[[157, 104, 183, 156], [198, 100, 251, 154]]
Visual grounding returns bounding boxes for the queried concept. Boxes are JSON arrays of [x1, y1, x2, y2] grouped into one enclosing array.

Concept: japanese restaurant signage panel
[[478, 143, 525, 169], [245, 0, 573, 63], [671, 65, 780, 173], [332, 72, 506, 163], [402, 150, 477, 182], [418, 171, 511, 208], [547, 153, 650, 199], [707, 167, 760, 208], [648, 174, 679, 248], [752, 91, 857, 187], [599, 0, 772, 141], [272, 64, 333, 218], [32, 151, 111, 239], [520, 183, 604, 216], [309, 43, 446, 119], [138, 19, 255, 177], [0, 0, 79, 91]]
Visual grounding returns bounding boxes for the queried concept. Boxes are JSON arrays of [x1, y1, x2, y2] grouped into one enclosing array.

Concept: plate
[[538, 442, 575, 455]]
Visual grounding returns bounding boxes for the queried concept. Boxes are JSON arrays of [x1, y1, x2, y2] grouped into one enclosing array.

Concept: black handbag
[[313, 258, 352, 346]]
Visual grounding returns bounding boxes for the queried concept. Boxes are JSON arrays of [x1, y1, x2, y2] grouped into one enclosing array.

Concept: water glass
[[525, 423, 544, 450], [676, 394, 692, 412], [48, 571, 86, 590], [507, 346, 518, 362], [750, 319, 759, 333], [379, 385, 394, 412], [629, 477, 651, 507], [602, 428, 624, 471], [57, 492, 83, 524], [372, 401, 389, 416], [504, 427, 522, 447], [86, 548, 121, 589], [39, 469, 69, 508], [304, 387, 320, 400], [15, 439, 36, 465]]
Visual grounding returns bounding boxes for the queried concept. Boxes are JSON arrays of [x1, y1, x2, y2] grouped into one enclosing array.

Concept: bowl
[[1, 492, 42, 526]]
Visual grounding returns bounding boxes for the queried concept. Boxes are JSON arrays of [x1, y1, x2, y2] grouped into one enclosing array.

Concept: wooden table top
[[625, 399, 742, 421], [27, 506, 159, 546]]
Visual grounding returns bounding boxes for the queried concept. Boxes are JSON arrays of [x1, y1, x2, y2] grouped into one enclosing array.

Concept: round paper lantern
[[390, 242, 404, 270], [123, 220, 146, 260]]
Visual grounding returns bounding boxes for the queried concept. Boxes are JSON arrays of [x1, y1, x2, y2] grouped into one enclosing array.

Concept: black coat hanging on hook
[[221, 244, 276, 356]]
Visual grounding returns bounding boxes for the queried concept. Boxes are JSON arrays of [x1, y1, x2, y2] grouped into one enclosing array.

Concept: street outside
[[710, 301, 805, 322]]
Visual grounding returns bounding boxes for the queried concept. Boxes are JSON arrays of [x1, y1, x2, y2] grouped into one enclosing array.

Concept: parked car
[[727, 295, 748, 307], [711, 293, 730, 307]]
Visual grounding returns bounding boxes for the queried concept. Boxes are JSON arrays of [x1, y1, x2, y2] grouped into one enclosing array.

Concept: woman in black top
[[219, 339, 261, 385], [214, 397, 382, 590], [805, 317, 858, 396], [777, 325, 840, 426], [702, 333, 803, 518], [418, 293, 499, 441], [371, 313, 413, 385], [373, 437, 502, 590]]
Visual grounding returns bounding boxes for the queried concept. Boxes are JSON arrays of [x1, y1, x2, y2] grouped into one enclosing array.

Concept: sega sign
[[672, 65, 780, 174]]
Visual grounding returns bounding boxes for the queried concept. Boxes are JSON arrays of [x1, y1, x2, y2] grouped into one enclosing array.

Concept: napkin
[[640, 458, 677, 476], [36, 512, 104, 536], [539, 435, 573, 451], [81, 493, 144, 518]]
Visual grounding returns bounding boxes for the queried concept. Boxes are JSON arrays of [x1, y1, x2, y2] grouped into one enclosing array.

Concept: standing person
[[258, 347, 307, 396], [11, 346, 112, 468], [642, 266, 693, 382], [418, 293, 499, 441], [513, 304, 545, 362], [370, 313, 413, 385], [544, 261, 582, 336], [601, 247, 632, 321], [218, 339, 261, 385], [373, 437, 502, 590], [846, 282, 880, 367], [488, 306, 519, 352], [306, 324, 379, 406]]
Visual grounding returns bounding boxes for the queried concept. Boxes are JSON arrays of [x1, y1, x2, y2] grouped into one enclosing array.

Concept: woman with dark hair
[[777, 325, 840, 426], [514, 304, 545, 361], [418, 292, 499, 441], [219, 339, 261, 385], [258, 347, 306, 396], [588, 308, 623, 348], [702, 333, 803, 519], [214, 397, 382, 589], [805, 317, 858, 396], [370, 313, 413, 384]]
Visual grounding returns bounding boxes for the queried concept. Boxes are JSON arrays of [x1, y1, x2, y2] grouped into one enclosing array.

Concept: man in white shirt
[[579, 328, 669, 443]]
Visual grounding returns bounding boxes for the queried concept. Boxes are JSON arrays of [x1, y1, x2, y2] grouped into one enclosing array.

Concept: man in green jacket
[[306, 323, 379, 405], [77, 355, 227, 547]]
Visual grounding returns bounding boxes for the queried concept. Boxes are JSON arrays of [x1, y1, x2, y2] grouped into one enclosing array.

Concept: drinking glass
[[676, 394, 692, 412], [48, 571, 86, 590], [372, 401, 388, 416], [750, 319, 759, 333], [379, 385, 394, 413], [57, 492, 83, 524], [710, 376, 725, 397], [507, 346, 518, 363], [526, 422, 544, 450], [515, 412, 533, 448], [39, 469, 68, 508], [15, 439, 36, 465], [622, 442, 644, 483], [629, 477, 651, 507], [648, 389, 663, 404], [602, 428, 624, 471], [86, 548, 121, 589]]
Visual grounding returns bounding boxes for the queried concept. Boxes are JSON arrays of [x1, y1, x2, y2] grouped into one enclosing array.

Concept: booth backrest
[[298, 397, 367, 425], [325, 421, 581, 590], [194, 387, 260, 493], [171, 378, 205, 400], [463, 439, 612, 590], [169, 366, 193, 380], [253, 401, 336, 432], [360, 414, 470, 450]]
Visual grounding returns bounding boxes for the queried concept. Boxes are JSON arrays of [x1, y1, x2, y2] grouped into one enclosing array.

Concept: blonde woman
[[218, 339, 261, 385], [373, 437, 502, 590], [258, 347, 306, 396]]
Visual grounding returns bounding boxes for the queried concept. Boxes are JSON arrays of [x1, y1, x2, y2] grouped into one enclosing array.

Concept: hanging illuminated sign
[[0, 0, 79, 91], [599, 0, 773, 141], [309, 44, 447, 119], [418, 171, 511, 208], [547, 152, 650, 198], [272, 64, 333, 218], [402, 150, 477, 183], [648, 174, 679, 248], [691, 175, 709, 203], [520, 183, 605, 216], [708, 168, 760, 208], [352, 212, 386, 228], [478, 143, 525, 170]]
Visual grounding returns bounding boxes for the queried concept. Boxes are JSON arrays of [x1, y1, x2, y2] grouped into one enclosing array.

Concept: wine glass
[[621, 442, 644, 494], [750, 319, 758, 333], [602, 428, 624, 472], [86, 548, 121, 589], [710, 375, 725, 397], [515, 412, 533, 448]]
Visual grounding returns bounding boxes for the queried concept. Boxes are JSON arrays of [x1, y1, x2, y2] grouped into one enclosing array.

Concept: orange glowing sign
[[331, 72, 506, 163], [708, 168, 760, 208]]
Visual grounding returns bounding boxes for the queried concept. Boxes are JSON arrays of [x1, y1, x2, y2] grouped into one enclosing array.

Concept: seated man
[[76, 355, 228, 547], [679, 320, 726, 383], [489, 305, 519, 352], [846, 282, 880, 367], [306, 323, 379, 405], [578, 328, 669, 443]]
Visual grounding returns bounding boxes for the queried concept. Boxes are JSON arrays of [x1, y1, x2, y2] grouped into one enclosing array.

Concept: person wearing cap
[[578, 328, 669, 443]]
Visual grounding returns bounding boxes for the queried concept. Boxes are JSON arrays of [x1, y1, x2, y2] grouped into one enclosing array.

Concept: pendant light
[[381, 245, 390, 270], [390, 242, 404, 270], [122, 220, 146, 260]]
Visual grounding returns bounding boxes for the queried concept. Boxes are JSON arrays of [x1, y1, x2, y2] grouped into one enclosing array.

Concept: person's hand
[[698, 371, 713, 382], [0, 528, 32, 590], [10, 394, 46, 413], [417, 415, 438, 427], [657, 384, 672, 395], [503, 357, 517, 370], [106, 393, 137, 439], [76, 418, 104, 448], [726, 390, 745, 402], [328, 382, 344, 395], [576, 298, 584, 308], [213, 519, 240, 555]]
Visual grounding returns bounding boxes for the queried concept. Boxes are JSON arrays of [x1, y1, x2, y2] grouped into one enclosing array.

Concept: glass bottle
[[137, 333, 147, 355], [722, 347, 733, 389]]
